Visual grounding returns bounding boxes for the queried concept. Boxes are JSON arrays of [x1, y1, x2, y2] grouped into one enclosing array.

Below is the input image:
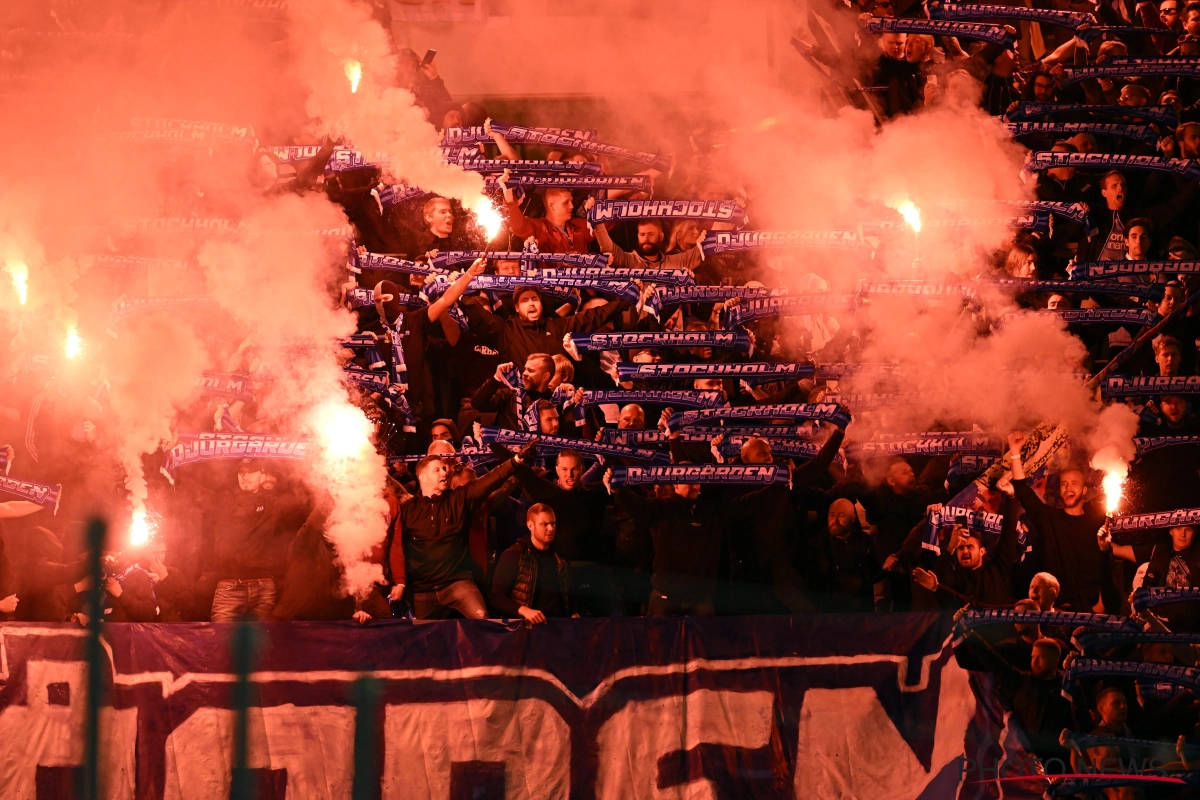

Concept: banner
[[1006, 102, 1178, 125], [1102, 376, 1200, 398], [588, 199, 747, 227], [0, 615, 1009, 798]]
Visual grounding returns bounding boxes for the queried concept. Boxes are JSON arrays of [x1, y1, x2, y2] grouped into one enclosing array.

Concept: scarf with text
[[479, 426, 667, 463], [449, 157, 603, 175], [441, 125, 596, 145], [1103, 376, 1200, 398], [1004, 121, 1159, 144], [1071, 259, 1200, 280], [609, 463, 789, 487], [670, 402, 851, 430], [726, 294, 855, 329], [569, 330, 752, 353], [846, 434, 1002, 460], [1024, 151, 1200, 181], [554, 388, 726, 410], [162, 433, 310, 477], [431, 250, 611, 270], [863, 17, 1016, 46], [928, 1, 1094, 28], [1062, 59, 1200, 83], [0, 476, 61, 512], [588, 199, 747, 227], [617, 362, 813, 381], [1007, 102, 1178, 125], [700, 229, 865, 255], [1136, 435, 1200, 456]]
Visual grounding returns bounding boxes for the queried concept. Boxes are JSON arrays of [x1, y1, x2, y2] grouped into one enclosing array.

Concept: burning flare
[[474, 200, 504, 241], [344, 59, 362, 93], [894, 199, 922, 233], [5, 260, 28, 305], [1102, 469, 1125, 516], [314, 400, 374, 461], [129, 506, 153, 546], [64, 327, 82, 359]]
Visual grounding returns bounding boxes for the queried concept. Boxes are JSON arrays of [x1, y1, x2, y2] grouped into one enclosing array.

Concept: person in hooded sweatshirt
[[17, 526, 88, 622]]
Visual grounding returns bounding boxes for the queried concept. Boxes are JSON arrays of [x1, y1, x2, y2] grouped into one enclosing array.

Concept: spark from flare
[[474, 200, 504, 241], [344, 59, 362, 93], [1103, 469, 1125, 516], [129, 506, 153, 546], [5, 261, 28, 305], [65, 327, 82, 359], [894, 199, 922, 233]]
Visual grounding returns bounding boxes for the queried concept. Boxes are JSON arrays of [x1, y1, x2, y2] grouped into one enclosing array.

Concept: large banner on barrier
[[0, 616, 1033, 799]]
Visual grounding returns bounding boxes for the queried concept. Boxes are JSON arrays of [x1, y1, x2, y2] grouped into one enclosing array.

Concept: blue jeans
[[411, 579, 488, 621], [211, 578, 277, 623]]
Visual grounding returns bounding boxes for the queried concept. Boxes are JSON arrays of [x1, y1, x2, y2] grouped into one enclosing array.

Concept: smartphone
[[421, 49, 437, 67]]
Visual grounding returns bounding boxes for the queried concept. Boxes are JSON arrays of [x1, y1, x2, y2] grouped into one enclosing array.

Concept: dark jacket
[[807, 523, 881, 613], [390, 459, 518, 592], [206, 484, 309, 580], [513, 464, 611, 562], [489, 536, 571, 617], [16, 526, 88, 622], [462, 295, 627, 367], [929, 494, 1019, 609]]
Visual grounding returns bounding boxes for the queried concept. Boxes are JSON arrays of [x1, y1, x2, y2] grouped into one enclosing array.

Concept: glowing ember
[[315, 401, 373, 461], [129, 506, 153, 546], [895, 199, 922, 233], [344, 59, 362, 93], [64, 327, 82, 359], [6, 261, 28, 305], [1103, 470, 1125, 516], [474, 200, 504, 241]]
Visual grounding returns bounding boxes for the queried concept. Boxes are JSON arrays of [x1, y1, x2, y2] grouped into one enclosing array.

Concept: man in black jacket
[[204, 459, 310, 623], [489, 503, 571, 623], [912, 493, 1018, 609], [389, 441, 536, 620], [471, 355, 555, 431], [808, 498, 882, 613], [1009, 432, 1114, 612], [462, 285, 627, 368]]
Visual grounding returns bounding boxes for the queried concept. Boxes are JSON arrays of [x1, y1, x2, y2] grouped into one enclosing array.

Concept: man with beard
[[462, 284, 628, 368], [912, 493, 1018, 609], [871, 31, 921, 117], [1009, 432, 1115, 612], [471, 355, 556, 431], [593, 219, 704, 273]]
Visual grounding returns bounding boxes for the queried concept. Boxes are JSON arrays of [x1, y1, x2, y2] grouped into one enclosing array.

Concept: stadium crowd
[[4, 16, 1200, 791]]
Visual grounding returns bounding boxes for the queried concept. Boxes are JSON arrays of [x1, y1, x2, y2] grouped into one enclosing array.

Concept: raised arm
[[499, 169, 536, 240], [426, 258, 486, 323], [0, 500, 45, 520], [791, 425, 846, 488]]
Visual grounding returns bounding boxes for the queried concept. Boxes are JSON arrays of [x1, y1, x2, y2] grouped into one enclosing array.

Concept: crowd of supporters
[[4, 18, 1200, 787]]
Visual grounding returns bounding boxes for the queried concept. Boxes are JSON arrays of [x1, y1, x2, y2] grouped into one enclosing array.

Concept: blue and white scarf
[[484, 122, 671, 171], [1135, 435, 1200, 456], [1024, 151, 1200, 181], [824, 392, 942, 409], [530, 265, 695, 286], [855, 280, 971, 299], [1062, 60, 1200, 83], [197, 372, 254, 402], [431, 250, 611, 270], [1007, 102, 1178, 126], [609, 463, 789, 487], [339, 334, 385, 370], [162, 433, 310, 476], [441, 125, 596, 145], [1132, 585, 1200, 611], [990, 278, 1164, 300], [450, 157, 603, 175], [0, 476, 61, 512], [726, 294, 855, 329], [948, 453, 1001, 479], [617, 362, 814, 381], [716, 437, 822, 461], [700, 229, 865, 255], [349, 250, 440, 276], [1004, 121, 1159, 144], [928, 1, 1094, 28], [1007, 308, 1159, 327], [1103, 376, 1200, 398], [670, 402, 851, 429], [864, 17, 1016, 46], [847, 435, 1002, 459], [82, 254, 190, 273], [485, 174, 651, 193], [569, 330, 752, 353], [1071, 259, 1200, 280], [588, 199, 746, 228], [554, 388, 726, 410], [479, 426, 667, 463]]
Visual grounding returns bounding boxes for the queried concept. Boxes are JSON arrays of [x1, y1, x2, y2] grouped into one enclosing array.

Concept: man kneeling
[[489, 503, 572, 623]]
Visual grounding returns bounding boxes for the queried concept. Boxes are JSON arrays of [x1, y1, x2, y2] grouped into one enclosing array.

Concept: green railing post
[[230, 617, 263, 800], [82, 518, 107, 800], [351, 675, 383, 800]]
